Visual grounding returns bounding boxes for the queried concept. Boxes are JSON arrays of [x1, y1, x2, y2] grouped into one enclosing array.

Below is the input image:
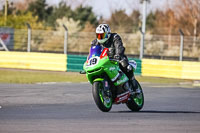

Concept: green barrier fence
[[67, 54, 142, 75], [67, 54, 87, 72], [128, 58, 142, 75]]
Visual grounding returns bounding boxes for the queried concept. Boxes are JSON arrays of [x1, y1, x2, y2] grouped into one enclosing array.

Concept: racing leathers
[[91, 33, 137, 89]]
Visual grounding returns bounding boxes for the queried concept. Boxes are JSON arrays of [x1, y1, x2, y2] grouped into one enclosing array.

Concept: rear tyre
[[126, 80, 144, 111], [92, 82, 112, 112]]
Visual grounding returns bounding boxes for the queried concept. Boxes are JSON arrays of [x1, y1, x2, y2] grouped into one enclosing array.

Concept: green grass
[[0, 69, 87, 84], [0, 69, 191, 84]]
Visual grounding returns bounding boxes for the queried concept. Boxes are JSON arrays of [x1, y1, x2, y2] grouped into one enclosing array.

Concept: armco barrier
[[67, 54, 142, 75], [182, 61, 200, 80], [142, 59, 182, 79], [1, 51, 199, 80], [142, 59, 200, 80], [0, 51, 66, 71]]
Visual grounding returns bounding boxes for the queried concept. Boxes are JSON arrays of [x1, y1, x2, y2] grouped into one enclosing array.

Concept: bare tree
[[63, 0, 87, 9], [139, 0, 150, 3], [14, 0, 36, 11], [174, 0, 200, 46]]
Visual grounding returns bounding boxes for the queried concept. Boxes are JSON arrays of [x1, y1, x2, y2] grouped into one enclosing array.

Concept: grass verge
[[0, 69, 191, 84], [0, 69, 87, 84]]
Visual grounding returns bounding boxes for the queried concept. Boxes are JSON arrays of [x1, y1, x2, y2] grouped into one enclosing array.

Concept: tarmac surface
[[0, 82, 200, 133]]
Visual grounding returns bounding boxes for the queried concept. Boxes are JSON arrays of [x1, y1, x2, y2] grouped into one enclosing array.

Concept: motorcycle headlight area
[[87, 57, 100, 66]]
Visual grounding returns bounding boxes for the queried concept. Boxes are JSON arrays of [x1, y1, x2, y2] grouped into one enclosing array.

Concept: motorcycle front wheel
[[92, 81, 112, 112], [126, 80, 144, 111]]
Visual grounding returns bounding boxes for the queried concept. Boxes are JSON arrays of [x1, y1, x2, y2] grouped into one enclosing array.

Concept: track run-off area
[[0, 82, 200, 133]]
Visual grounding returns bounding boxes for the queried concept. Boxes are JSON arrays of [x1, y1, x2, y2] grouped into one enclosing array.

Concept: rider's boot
[[127, 65, 138, 92], [119, 59, 138, 92]]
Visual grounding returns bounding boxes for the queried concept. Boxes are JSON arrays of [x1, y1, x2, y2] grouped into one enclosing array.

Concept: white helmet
[[96, 24, 111, 44]]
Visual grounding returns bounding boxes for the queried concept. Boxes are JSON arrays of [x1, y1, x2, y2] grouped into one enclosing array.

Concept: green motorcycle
[[81, 45, 144, 112]]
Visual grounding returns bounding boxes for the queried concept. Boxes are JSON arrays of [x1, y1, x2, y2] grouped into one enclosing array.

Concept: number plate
[[88, 57, 99, 66]]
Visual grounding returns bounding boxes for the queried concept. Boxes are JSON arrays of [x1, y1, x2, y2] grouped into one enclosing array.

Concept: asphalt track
[[0, 82, 200, 133]]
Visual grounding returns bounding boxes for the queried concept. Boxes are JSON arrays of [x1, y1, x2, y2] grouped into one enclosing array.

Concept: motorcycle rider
[[91, 23, 138, 91]]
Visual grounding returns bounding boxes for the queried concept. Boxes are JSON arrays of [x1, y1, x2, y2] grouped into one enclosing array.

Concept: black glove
[[114, 55, 121, 61], [119, 58, 129, 68], [127, 65, 133, 72]]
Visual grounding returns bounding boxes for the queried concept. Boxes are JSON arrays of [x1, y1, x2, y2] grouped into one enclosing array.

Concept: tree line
[[0, 0, 199, 36]]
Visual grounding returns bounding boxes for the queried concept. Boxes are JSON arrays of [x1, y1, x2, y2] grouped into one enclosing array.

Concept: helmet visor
[[96, 33, 106, 40]]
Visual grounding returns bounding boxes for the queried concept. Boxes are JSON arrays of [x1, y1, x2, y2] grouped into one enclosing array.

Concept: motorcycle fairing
[[84, 45, 128, 86]]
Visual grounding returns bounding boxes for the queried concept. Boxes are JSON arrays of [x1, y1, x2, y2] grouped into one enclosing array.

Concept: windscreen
[[88, 45, 102, 60]]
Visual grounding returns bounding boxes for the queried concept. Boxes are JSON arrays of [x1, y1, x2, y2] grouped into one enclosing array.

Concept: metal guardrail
[[142, 59, 200, 80], [1, 51, 200, 80], [0, 51, 66, 71]]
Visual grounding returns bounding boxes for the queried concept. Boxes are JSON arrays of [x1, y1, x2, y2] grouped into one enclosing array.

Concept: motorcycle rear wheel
[[92, 81, 112, 112], [126, 80, 144, 111]]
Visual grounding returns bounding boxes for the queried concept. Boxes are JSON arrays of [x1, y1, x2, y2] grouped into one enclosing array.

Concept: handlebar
[[109, 59, 120, 62]]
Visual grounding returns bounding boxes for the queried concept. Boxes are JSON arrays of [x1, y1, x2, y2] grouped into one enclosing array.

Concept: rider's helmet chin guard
[[96, 24, 111, 44]]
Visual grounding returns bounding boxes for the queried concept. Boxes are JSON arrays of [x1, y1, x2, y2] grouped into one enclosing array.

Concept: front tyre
[[92, 82, 112, 112], [126, 80, 144, 111]]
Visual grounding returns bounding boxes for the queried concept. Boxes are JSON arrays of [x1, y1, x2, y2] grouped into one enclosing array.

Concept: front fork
[[102, 80, 112, 97], [93, 77, 112, 98]]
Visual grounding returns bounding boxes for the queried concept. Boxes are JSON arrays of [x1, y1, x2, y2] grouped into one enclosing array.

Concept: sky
[[46, 0, 173, 19], [47, 0, 173, 18], [0, 0, 173, 19]]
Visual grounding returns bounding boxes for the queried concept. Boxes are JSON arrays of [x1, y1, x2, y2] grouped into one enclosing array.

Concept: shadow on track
[[111, 110, 200, 114]]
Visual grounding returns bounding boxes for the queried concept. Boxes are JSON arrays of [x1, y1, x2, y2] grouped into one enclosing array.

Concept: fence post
[[63, 24, 68, 55], [139, 27, 144, 59], [26, 23, 31, 52], [139, 0, 147, 59], [179, 29, 184, 61]]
